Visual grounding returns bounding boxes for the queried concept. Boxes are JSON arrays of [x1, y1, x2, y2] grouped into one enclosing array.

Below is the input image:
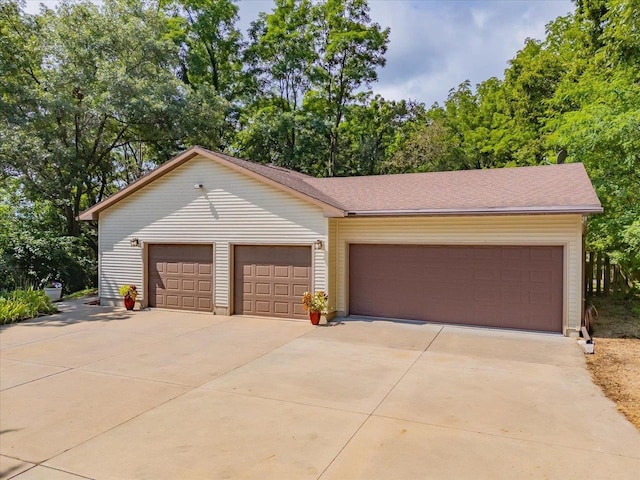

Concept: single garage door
[[148, 244, 213, 312], [234, 246, 311, 319], [349, 244, 563, 332]]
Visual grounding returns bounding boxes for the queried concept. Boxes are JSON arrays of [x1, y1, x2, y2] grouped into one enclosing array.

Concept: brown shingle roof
[[306, 163, 602, 215], [79, 146, 602, 220], [210, 151, 347, 210]]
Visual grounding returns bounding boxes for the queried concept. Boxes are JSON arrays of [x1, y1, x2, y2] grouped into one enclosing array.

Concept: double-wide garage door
[[148, 244, 213, 312], [349, 244, 563, 332]]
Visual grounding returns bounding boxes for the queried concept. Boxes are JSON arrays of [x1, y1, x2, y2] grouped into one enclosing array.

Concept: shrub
[[0, 288, 58, 325], [301, 290, 328, 313]]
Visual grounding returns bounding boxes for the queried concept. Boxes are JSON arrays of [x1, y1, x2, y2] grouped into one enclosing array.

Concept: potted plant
[[118, 284, 138, 310], [301, 290, 328, 325], [43, 279, 63, 302]]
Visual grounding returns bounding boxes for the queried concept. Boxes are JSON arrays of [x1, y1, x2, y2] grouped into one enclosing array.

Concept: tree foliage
[[1, 0, 638, 289]]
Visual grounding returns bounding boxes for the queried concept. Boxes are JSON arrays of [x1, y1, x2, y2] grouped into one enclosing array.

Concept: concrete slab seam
[[0, 327, 94, 351], [369, 412, 640, 460], [38, 324, 314, 466], [203, 387, 373, 416], [316, 325, 445, 479], [0, 366, 72, 393]]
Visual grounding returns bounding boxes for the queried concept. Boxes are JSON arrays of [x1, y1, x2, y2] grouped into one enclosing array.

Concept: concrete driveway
[[1, 300, 639, 479]]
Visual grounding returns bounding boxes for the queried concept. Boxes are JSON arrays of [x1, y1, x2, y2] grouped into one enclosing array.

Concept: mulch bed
[[586, 338, 640, 430]]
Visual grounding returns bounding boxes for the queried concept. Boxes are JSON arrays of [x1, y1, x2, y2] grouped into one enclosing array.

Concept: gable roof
[[79, 146, 602, 221], [78, 147, 346, 220]]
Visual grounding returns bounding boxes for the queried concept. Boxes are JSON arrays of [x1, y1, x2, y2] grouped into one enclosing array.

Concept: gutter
[[346, 205, 604, 216]]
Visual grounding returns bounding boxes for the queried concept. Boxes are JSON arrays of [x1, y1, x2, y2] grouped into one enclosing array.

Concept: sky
[[24, 0, 575, 106]]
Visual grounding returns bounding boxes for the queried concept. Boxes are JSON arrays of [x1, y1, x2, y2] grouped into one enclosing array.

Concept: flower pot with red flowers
[[301, 291, 328, 325], [118, 284, 138, 310]]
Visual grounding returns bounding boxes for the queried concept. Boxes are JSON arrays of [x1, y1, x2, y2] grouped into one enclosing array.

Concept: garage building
[[80, 147, 602, 335]]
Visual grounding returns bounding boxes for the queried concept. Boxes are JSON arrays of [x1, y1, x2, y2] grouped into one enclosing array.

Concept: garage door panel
[[165, 295, 179, 307], [234, 246, 311, 320], [182, 297, 195, 308], [293, 284, 308, 297], [166, 263, 179, 274], [274, 302, 290, 314], [349, 244, 562, 333], [293, 267, 310, 279], [274, 284, 289, 296], [256, 265, 270, 277], [255, 300, 271, 314], [274, 266, 289, 277], [256, 283, 271, 295], [148, 244, 213, 312], [502, 289, 523, 304]]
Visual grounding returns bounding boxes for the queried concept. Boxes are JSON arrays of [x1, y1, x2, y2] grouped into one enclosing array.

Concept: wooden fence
[[585, 251, 634, 296]]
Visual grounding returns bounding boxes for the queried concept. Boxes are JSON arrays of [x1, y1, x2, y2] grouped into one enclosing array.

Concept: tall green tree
[[238, 0, 389, 176], [238, 0, 319, 169], [0, 0, 226, 239], [162, 0, 242, 96], [309, 0, 389, 176]]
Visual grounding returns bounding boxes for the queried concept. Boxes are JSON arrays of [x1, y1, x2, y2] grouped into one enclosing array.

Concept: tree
[[0, 180, 96, 292], [0, 0, 227, 239], [161, 0, 242, 97], [238, 0, 318, 169], [237, 0, 389, 177], [548, 0, 640, 278], [309, 0, 389, 176], [342, 96, 427, 175]]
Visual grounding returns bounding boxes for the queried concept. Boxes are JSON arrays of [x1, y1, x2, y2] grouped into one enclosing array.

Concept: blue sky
[[24, 0, 575, 105]]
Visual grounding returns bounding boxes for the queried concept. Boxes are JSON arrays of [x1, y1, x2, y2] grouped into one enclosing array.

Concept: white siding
[[334, 214, 584, 335], [99, 155, 328, 312], [327, 218, 338, 317]]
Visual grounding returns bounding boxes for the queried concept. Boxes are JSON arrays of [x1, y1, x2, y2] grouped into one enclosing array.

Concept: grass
[[64, 287, 98, 300], [585, 294, 640, 430], [0, 288, 58, 325]]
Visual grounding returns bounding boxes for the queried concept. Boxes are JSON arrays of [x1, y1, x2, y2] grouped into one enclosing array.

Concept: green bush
[[0, 288, 58, 325]]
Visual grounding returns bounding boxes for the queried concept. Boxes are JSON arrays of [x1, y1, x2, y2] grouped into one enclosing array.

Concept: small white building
[[80, 147, 602, 335]]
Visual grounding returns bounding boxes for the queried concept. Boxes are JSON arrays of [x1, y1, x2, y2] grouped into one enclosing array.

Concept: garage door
[[349, 245, 563, 332], [234, 246, 311, 319], [148, 244, 213, 312]]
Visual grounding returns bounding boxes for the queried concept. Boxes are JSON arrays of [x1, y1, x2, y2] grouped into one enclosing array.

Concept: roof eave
[[346, 205, 604, 217]]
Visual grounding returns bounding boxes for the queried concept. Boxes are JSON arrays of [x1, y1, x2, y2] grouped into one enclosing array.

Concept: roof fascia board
[[78, 147, 200, 220], [346, 205, 604, 216], [203, 150, 345, 217]]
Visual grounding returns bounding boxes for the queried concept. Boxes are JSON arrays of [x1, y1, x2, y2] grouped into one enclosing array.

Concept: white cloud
[[366, 0, 574, 105]]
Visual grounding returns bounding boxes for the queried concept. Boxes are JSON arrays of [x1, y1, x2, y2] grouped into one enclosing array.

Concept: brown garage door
[[148, 244, 213, 312], [234, 246, 311, 319], [349, 244, 563, 332]]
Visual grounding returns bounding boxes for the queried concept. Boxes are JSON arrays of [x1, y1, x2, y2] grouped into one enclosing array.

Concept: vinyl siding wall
[[332, 214, 584, 335], [99, 155, 328, 313]]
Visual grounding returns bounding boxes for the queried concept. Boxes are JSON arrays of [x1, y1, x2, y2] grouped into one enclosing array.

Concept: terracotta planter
[[124, 295, 135, 311], [309, 311, 321, 325]]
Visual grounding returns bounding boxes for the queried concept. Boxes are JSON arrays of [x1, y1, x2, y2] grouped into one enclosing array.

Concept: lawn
[[63, 287, 99, 300], [586, 295, 640, 430]]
